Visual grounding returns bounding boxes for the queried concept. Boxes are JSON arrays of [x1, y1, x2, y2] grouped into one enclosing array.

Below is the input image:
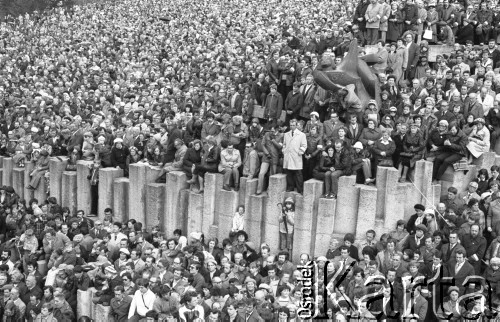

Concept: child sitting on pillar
[[87, 158, 101, 216]]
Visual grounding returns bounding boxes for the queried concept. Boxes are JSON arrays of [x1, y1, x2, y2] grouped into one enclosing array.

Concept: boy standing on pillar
[[87, 158, 100, 216]]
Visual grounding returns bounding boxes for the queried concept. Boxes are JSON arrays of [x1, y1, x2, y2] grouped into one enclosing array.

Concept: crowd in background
[[2, 0, 500, 320]]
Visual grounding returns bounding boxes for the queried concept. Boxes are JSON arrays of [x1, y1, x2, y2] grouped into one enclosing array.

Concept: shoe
[[398, 177, 406, 183], [321, 194, 329, 198], [223, 185, 231, 191], [329, 193, 337, 199], [234, 184, 240, 191], [255, 190, 262, 195], [186, 178, 196, 184]]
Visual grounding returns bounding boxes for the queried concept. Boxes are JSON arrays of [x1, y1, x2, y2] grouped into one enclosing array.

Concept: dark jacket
[[201, 146, 220, 172], [110, 145, 130, 168], [333, 148, 353, 175], [441, 129, 468, 156]]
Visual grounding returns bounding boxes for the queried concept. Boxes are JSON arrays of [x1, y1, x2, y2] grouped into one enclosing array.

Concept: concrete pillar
[[1, 157, 13, 187], [24, 161, 35, 200], [77, 289, 92, 319], [113, 178, 129, 223], [406, 160, 436, 218], [238, 177, 258, 206], [293, 179, 322, 261], [76, 161, 93, 216], [209, 225, 219, 239], [203, 173, 224, 226], [439, 165, 478, 200], [88, 288, 98, 320], [49, 157, 68, 203], [472, 151, 496, 172], [431, 183, 441, 208], [314, 198, 337, 256], [496, 155, 500, 167], [145, 165, 162, 183], [334, 176, 359, 235], [62, 171, 77, 214], [98, 168, 123, 218], [383, 168, 407, 232], [375, 167, 388, 221], [146, 183, 166, 230], [34, 176, 47, 202], [246, 194, 266, 244], [12, 168, 25, 200], [187, 191, 204, 236], [128, 163, 148, 224], [215, 190, 239, 241], [263, 174, 287, 249], [179, 189, 190, 235], [356, 186, 377, 240], [239, 177, 258, 219], [95, 304, 110, 321], [164, 171, 190, 234]]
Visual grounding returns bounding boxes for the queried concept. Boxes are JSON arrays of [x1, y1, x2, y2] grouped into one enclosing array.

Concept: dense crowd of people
[[3, 0, 500, 320]]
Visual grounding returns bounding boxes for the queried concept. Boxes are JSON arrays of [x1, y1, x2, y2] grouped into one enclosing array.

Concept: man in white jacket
[[282, 119, 307, 194], [128, 278, 157, 321]]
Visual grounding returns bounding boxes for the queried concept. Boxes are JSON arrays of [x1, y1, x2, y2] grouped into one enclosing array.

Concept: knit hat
[[415, 224, 427, 233], [105, 266, 117, 274]]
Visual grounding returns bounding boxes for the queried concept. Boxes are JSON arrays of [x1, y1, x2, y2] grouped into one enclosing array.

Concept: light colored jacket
[[282, 130, 307, 170], [379, 2, 391, 31], [365, 2, 384, 28]]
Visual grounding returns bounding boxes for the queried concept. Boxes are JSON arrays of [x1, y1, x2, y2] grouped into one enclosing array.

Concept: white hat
[[119, 248, 130, 256], [481, 192, 493, 200], [113, 138, 123, 144], [190, 232, 202, 240], [310, 111, 320, 119], [317, 256, 327, 262], [424, 208, 435, 215], [353, 142, 363, 149]]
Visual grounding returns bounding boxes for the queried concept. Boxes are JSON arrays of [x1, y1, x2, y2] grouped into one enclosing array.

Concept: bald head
[[255, 290, 265, 302]]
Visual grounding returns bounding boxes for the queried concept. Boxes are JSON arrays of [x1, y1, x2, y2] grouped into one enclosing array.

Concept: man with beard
[[0, 251, 14, 275]]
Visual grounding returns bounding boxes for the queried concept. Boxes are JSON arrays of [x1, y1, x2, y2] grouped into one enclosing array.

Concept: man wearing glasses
[[189, 264, 206, 293]]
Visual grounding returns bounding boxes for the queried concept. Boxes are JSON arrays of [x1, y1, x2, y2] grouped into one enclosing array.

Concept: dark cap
[[414, 204, 425, 211]]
